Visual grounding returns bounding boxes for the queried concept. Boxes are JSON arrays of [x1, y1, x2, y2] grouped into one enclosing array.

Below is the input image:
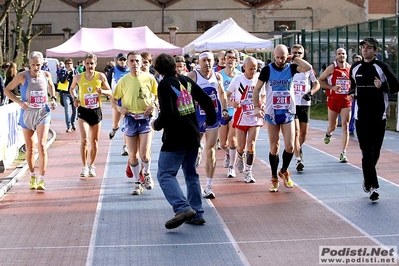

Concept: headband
[[199, 52, 213, 60]]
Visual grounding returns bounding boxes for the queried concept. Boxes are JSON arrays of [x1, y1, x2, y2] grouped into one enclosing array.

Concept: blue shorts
[[220, 115, 232, 126], [20, 106, 51, 130], [121, 115, 152, 137], [265, 112, 295, 125], [198, 118, 220, 133]]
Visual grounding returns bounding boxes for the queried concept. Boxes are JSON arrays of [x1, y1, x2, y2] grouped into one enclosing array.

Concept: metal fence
[[272, 15, 399, 103]]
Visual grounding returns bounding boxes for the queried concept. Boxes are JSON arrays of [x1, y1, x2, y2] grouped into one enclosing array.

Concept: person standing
[[110, 51, 158, 195], [219, 50, 241, 178], [227, 56, 265, 183], [253, 44, 312, 192], [319, 48, 352, 163], [69, 53, 112, 178], [4, 62, 19, 103], [4, 51, 57, 191], [349, 37, 399, 201], [57, 58, 79, 132], [187, 50, 228, 199], [152, 53, 216, 229], [291, 44, 321, 171], [108, 53, 131, 156]]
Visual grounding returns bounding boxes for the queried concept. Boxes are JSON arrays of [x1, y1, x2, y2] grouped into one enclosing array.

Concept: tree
[[11, 0, 43, 65], [0, 0, 13, 64]]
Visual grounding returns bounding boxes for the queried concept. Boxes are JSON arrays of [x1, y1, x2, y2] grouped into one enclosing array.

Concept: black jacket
[[349, 58, 399, 121], [153, 73, 216, 151]]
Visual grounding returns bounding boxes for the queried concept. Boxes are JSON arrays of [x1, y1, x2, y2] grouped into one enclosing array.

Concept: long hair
[[5, 62, 17, 78]]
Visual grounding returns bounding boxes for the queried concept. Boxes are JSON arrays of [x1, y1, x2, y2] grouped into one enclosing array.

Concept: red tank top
[[326, 61, 351, 99]]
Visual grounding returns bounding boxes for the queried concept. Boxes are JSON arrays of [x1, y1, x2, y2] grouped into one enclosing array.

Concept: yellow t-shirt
[[113, 72, 158, 114], [78, 71, 103, 109]]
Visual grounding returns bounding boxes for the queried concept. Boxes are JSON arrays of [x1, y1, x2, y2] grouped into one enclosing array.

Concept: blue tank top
[[194, 69, 221, 119]]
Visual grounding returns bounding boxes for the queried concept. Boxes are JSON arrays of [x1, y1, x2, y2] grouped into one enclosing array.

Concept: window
[[197, 21, 218, 32], [112, 22, 132, 28], [32, 24, 51, 35], [274, 21, 296, 31]]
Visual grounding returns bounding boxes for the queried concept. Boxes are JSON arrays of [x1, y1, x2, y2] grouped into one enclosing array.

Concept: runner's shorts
[[327, 96, 351, 113], [78, 106, 102, 126], [295, 105, 310, 123], [20, 106, 51, 130], [121, 114, 152, 137]]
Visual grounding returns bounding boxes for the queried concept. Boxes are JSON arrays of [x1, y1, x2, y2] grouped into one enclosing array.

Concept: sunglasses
[[293, 51, 303, 55], [119, 58, 127, 61], [226, 56, 236, 60]]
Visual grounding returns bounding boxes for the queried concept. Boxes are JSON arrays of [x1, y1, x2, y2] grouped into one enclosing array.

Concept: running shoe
[[296, 160, 304, 172], [227, 166, 236, 178], [144, 172, 154, 190], [109, 127, 119, 139], [121, 145, 129, 156], [196, 143, 204, 168], [340, 152, 348, 163], [203, 185, 215, 199], [139, 169, 145, 184], [369, 188, 379, 201], [71, 123, 76, 131], [88, 165, 96, 177], [362, 180, 370, 193], [37, 179, 45, 191], [131, 182, 144, 195], [80, 166, 89, 178], [66, 127, 73, 133], [29, 175, 37, 190], [222, 153, 230, 168], [126, 162, 133, 178], [278, 170, 294, 188], [269, 177, 279, 192], [324, 133, 332, 144], [244, 171, 256, 183], [236, 153, 245, 173]]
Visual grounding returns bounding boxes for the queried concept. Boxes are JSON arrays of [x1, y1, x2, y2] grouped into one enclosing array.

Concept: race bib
[[241, 98, 255, 116], [29, 91, 47, 108], [293, 80, 306, 96], [272, 91, 291, 109], [84, 93, 99, 109], [336, 78, 350, 94]]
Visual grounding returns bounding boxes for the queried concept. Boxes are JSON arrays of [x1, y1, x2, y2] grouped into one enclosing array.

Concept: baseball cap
[[117, 53, 127, 60], [360, 37, 380, 49]]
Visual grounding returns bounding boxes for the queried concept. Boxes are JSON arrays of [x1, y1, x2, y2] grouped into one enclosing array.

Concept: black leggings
[[355, 118, 386, 190]]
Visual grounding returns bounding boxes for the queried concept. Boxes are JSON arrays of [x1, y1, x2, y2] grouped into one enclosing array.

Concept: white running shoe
[[222, 153, 230, 168], [244, 170, 256, 183], [131, 182, 144, 195], [227, 166, 236, 178], [203, 185, 215, 199], [121, 145, 129, 156], [144, 172, 154, 190], [196, 143, 204, 168], [88, 165, 96, 177], [80, 166, 89, 177], [236, 153, 245, 173]]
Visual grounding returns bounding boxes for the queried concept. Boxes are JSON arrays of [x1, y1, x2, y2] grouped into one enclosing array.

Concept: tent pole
[[79, 5, 82, 29]]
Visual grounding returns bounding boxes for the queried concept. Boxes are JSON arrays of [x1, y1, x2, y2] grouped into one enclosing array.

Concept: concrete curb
[[0, 128, 57, 199]]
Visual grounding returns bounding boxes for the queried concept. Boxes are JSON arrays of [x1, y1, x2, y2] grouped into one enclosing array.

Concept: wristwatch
[[51, 96, 57, 101]]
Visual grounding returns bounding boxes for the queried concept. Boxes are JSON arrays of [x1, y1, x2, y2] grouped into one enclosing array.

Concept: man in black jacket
[[152, 53, 216, 229], [349, 37, 399, 201]]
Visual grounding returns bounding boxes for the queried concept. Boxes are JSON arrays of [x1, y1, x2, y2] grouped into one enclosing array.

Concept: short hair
[[65, 58, 73, 64], [174, 55, 185, 63], [292, 44, 304, 51], [127, 51, 141, 58], [140, 52, 152, 62], [154, 53, 176, 75], [30, 51, 44, 61], [85, 53, 97, 62]]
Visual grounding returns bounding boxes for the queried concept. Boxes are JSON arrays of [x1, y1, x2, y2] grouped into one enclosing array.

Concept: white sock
[[38, 175, 44, 180], [206, 177, 212, 187]]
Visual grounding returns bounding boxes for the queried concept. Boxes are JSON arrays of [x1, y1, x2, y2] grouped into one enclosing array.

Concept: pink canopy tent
[[46, 26, 182, 57]]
